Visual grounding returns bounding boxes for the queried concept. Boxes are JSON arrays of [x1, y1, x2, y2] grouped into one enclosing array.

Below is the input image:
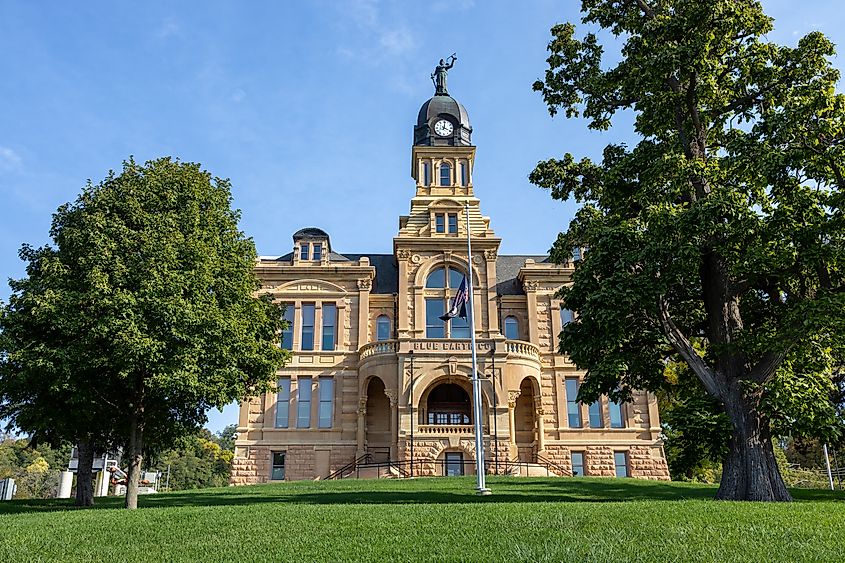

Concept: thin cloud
[[379, 27, 414, 56], [156, 17, 180, 40], [0, 147, 22, 172]]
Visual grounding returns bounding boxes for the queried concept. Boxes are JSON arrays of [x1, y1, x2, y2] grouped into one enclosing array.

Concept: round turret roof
[[416, 95, 471, 131]]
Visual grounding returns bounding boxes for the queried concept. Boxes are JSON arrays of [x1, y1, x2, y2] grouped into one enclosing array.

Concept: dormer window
[[434, 213, 458, 235], [313, 243, 322, 262], [440, 163, 451, 186], [300, 244, 310, 261]]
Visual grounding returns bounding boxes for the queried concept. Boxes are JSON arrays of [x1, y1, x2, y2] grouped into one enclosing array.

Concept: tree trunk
[[124, 414, 144, 510], [716, 384, 792, 501], [75, 437, 95, 507]]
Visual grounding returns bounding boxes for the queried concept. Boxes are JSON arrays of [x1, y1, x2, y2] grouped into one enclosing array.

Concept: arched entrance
[[514, 377, 537, 461], [365, 377, 391, 462], [426, 383, 471, 425]]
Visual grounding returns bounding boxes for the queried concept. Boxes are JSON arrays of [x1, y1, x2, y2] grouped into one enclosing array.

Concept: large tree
[[2, 157, 289, 509], [531, 0, 845, 500]]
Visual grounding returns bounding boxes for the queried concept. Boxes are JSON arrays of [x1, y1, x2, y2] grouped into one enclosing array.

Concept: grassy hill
[[1, 477, 843, 562]]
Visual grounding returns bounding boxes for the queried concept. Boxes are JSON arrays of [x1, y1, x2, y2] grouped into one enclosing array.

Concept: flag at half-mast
[[439, 276, 469, 321]]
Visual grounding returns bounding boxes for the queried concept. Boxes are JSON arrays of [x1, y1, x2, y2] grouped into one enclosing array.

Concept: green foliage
[[0, 478, 843, 561], [148, 428, 236, 491], [659, 360, 730, 481], [531, 1, 845, 497], [0, 436, 71, 499], [1, 157, 289, 506]]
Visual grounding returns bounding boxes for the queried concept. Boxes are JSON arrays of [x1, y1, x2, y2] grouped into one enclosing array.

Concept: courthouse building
[[230, 66, 670, 483]]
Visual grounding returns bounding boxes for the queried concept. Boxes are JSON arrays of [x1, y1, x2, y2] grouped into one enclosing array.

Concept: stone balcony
[[416, 424, 489, 436]]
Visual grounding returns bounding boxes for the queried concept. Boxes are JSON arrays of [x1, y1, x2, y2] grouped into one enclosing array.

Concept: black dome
[[414, 94, 473, 147]]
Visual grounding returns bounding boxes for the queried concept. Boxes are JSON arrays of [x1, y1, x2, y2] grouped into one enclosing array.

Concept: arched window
[[504, 316, 519, 340], [425, 265, 469, 338], [376, 315, 391, 341], [440, 163, 451, 186]]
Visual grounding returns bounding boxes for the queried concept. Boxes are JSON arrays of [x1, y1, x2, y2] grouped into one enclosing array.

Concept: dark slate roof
[[342, 254, 398, 294], [268, 252, 398, 294], [495, 255, 550, 296], [292, 227, 330, 239], [266, 253, 554, 296], [417, 95, 471, 130]]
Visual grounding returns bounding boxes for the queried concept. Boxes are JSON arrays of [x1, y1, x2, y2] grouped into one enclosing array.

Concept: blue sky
[[1, 1, 842, 433]]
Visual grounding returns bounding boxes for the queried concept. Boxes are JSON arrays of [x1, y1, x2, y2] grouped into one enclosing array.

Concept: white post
[[466, 203, 490, 495], [824, 443, 835, 491], [57, 471, 73, 498]]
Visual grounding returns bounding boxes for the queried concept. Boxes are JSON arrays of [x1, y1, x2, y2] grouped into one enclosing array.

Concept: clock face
[[434, 119, 454, 137]]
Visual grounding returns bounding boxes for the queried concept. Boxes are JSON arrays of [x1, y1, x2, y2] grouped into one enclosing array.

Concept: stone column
[[385, 389, 399, 460], [507, 390, 520, 456], [356, 398, 367, 458], [57, 470, 73, 498], [535, 401, 546, 453], [357, 277, 371, 349], [524, 281, 539, 344]]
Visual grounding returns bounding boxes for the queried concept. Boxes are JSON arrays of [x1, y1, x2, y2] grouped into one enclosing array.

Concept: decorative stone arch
[[414, 368, 491, 426], [273, 278, 348, 295], [413, 254, 481, 289], [514, 375, 542, 461]]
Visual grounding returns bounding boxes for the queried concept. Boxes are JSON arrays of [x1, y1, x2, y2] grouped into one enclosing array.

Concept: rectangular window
[[571, 452, 585, 477], [447, 213, 458, 234], [280, 304, 294, 350], [297, 378, 312, 428], [312, 243, 322, 261], [376, 316, 391, 341], [609, 400, 625, 428], [614, 451, 629, 477], [572, 247, 582, 262], [271, 451, 285, 480], [275, 377, 291, 428], [321, 303, 336, 351], [301, 303, 315, 351], [560, 306, 574, 326], [318, 377, 334, 428], [423, 162, 430, 185], [425, 298, 445, 338], [460, 162, 468, 186], [589, 402, 603, 428], [440, 164, 451, 186], [450, 308, 470, 339], [300, 244, 309, 261], [565, 379, 582, 428], [435, 213, 445, 233], [445, 452, 464, 476]]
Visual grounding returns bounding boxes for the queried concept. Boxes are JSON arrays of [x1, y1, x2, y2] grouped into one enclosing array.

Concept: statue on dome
[[431, 54, 457, 95]]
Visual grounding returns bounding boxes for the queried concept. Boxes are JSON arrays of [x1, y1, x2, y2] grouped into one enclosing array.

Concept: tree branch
[[748, 350, 785, 383], [656, 296, 722, 398]]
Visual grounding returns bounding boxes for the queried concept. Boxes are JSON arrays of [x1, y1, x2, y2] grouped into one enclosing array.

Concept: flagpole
[[465, 202, 491, 495]]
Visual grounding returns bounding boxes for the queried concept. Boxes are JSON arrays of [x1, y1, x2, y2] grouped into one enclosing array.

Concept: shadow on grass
[[1, 477, 840, 515]]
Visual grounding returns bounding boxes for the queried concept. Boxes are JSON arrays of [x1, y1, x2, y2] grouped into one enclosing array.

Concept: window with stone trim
[[275, 377, 291, 428], [425, 266, 469, 338], [588, 401, 603, 428], [423, 161, 431, 185], [280, 304, 294, 350], [297, 378, 312, 428], [565, 378, 582, 428], [376, 315, 391, 341], [435, 213, 446, 233], [440, 163, 451, 186], [271, 451, 285, 480], [614, 451, 629, 477], [318, 377, 334, 428], [321, 303, 336, 351], [571, 451, 585, 477], [609, 400, 625, 428], [300, 244, 309, 261], [447, 213, 458, 234], [301, 304, 315, 351], [504, 316, 519, 340], [460, 162, 468, 186], [312, 243, 322, 261]]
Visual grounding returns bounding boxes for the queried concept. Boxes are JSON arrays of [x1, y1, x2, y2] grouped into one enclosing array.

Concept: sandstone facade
[[231, 78, 670, 485]]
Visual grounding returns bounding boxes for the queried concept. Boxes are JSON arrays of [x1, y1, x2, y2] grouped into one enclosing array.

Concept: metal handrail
[[327, 453, 372, 480]]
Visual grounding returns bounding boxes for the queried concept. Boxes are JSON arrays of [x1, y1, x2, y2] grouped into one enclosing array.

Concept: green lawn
[[1, 477, 843, 562]]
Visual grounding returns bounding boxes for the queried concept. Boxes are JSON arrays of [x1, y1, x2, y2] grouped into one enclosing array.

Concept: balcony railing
[[416, 424, 488, 435], [504, 340, 541, 361], [359, 340, 399, 360]]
